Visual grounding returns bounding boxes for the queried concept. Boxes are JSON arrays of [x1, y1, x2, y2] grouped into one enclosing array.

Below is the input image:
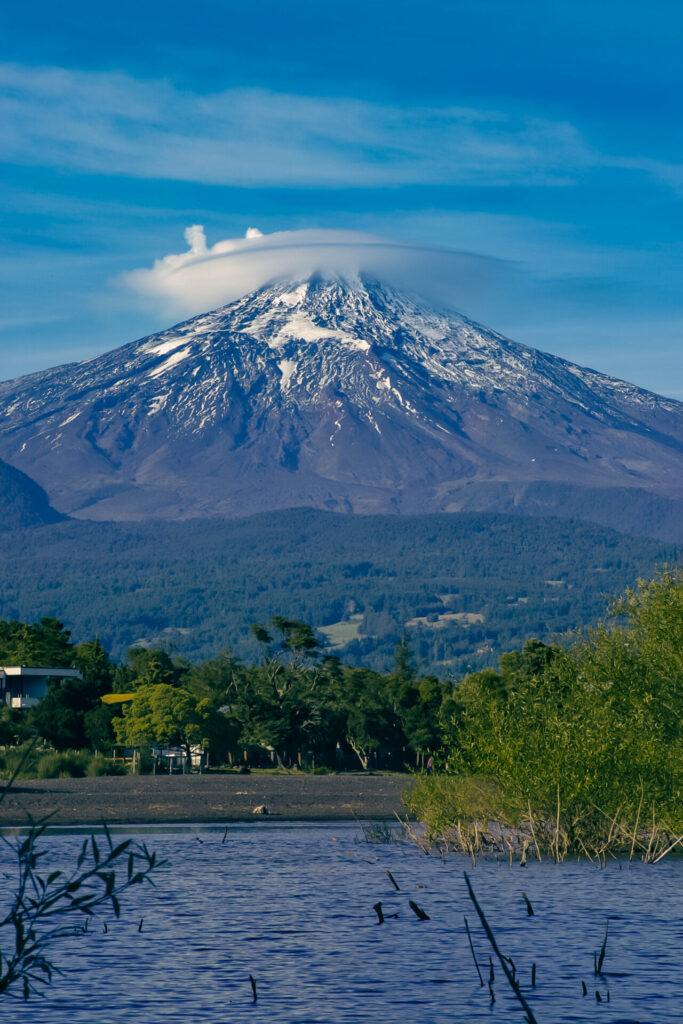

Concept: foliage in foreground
[[0, 823, 158, 1000], [407, 571, 683, 851]]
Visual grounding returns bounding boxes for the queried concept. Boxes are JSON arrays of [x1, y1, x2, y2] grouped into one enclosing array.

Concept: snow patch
[[148, 347, 192, 378], [275, 284, 309, 307], [241, 310, 371, 352], [148, 335, 190, 357], [278, 359, 297, 390], [59, 411, 80, 427], [149, 394, 170, 414], [329, 417, 343, 447], [273, 313, 370, 351]]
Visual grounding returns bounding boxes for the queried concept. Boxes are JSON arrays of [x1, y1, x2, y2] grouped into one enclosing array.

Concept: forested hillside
[[0, 458, 63, 531], [1, 510, 677, 675]]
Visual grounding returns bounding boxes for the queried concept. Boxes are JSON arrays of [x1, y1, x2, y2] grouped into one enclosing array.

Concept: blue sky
[[1, 0, 681, 396]]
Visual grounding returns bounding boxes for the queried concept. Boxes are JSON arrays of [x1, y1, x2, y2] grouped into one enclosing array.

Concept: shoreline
[[0, 771, 413, 827]]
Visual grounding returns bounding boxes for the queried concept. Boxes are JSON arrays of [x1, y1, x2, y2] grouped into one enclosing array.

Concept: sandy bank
[[0, 772, 413, 827]]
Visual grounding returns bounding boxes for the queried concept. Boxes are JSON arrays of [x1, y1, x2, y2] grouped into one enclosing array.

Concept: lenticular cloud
[[122, 227, 414, 314], [120, 226, 522, 321]]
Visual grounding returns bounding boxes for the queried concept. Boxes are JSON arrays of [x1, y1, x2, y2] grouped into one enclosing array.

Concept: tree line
[[0, 616, 445, 771]]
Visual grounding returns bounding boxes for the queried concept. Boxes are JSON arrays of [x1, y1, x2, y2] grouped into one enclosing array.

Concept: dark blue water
[[1, 822, 681, 1022]]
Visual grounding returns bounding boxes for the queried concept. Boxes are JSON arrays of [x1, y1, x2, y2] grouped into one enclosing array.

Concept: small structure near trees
[[0, 665, 82, 709]]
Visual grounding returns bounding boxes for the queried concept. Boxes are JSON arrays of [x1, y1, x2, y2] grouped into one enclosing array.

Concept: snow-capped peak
[[0, 274, 680, 525]]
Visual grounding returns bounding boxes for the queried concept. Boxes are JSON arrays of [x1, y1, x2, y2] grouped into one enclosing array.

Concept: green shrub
[[36, 751, 89, 779], [0, 742, 42, 779], [405, 774, 522, 836], [85, 753, 128, 776], [420, 572, 683, 843]]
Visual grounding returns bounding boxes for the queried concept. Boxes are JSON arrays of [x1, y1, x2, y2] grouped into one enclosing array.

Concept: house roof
[[0, 666, 82, 678]]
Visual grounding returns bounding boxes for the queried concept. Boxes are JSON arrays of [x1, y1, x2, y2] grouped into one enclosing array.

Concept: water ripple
[[0, 822, 681, 1022]]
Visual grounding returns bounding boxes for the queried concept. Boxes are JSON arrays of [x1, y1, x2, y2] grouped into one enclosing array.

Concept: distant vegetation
[[1, 509, 678, 675]]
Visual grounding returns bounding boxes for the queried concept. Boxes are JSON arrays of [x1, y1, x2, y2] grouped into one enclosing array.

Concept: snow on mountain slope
[[0, 276, 681, 532]]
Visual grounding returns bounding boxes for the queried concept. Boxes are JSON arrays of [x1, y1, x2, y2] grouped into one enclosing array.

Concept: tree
[[250, 617, 321, 672], [0, 618, 74, 668], [30, 639, 116, 751], [341, 667, 400, 770], [393, 634, 415, 683], [113, 684, 206, 765], [113, 648, 185, 692], [30, 677, 101, 751], [388, 674, 443, 763], [73, 638, 115, 692]]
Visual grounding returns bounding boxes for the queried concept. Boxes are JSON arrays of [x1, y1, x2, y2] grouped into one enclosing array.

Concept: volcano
[[0, 276, 681, 538]]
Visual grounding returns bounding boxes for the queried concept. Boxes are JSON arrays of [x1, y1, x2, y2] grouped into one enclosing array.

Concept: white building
[[0, 666, 83, 709]]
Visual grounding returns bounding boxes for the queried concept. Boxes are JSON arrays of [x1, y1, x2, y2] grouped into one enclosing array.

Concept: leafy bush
[[405, 774, 521, 836], [0, 741, 41, 779], [36, 751, 89, 779], [85, 753, 128, 776], [413, 571, 683, 844]]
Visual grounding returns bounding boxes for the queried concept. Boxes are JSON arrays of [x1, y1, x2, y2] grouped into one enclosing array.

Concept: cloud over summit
[[120, 226, 520, 320]]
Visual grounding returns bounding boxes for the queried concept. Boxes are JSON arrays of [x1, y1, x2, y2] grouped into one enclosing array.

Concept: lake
[[1, 822, 681, 1022]]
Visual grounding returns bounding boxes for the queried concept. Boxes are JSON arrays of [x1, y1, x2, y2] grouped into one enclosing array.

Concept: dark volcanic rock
[[0, 276, 681, 537]]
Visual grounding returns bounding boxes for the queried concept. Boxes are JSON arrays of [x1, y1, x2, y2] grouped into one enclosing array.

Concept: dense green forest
[[1, 510, 678, 676]]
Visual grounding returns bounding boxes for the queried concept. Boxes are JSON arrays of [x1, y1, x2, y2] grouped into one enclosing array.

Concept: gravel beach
[[0, 772, 413, 827]]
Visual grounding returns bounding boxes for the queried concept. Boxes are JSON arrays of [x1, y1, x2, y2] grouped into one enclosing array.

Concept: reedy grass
[[404, 774, 683, 863]]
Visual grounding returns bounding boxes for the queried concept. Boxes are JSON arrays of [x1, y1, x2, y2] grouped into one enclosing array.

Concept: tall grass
[[405, 774, 683, 863], [0, 747, 128, 780]]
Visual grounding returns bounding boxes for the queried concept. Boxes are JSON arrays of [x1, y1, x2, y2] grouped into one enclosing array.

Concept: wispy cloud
[[0, 62, 610, 189]]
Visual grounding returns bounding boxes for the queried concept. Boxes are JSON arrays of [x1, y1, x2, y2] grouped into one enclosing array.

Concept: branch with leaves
[[0, 822, 159, 1000]]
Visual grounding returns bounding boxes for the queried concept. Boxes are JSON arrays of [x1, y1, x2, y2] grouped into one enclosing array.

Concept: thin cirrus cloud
[[0, 61, 650, 190], [119, 225, 528, 322]]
